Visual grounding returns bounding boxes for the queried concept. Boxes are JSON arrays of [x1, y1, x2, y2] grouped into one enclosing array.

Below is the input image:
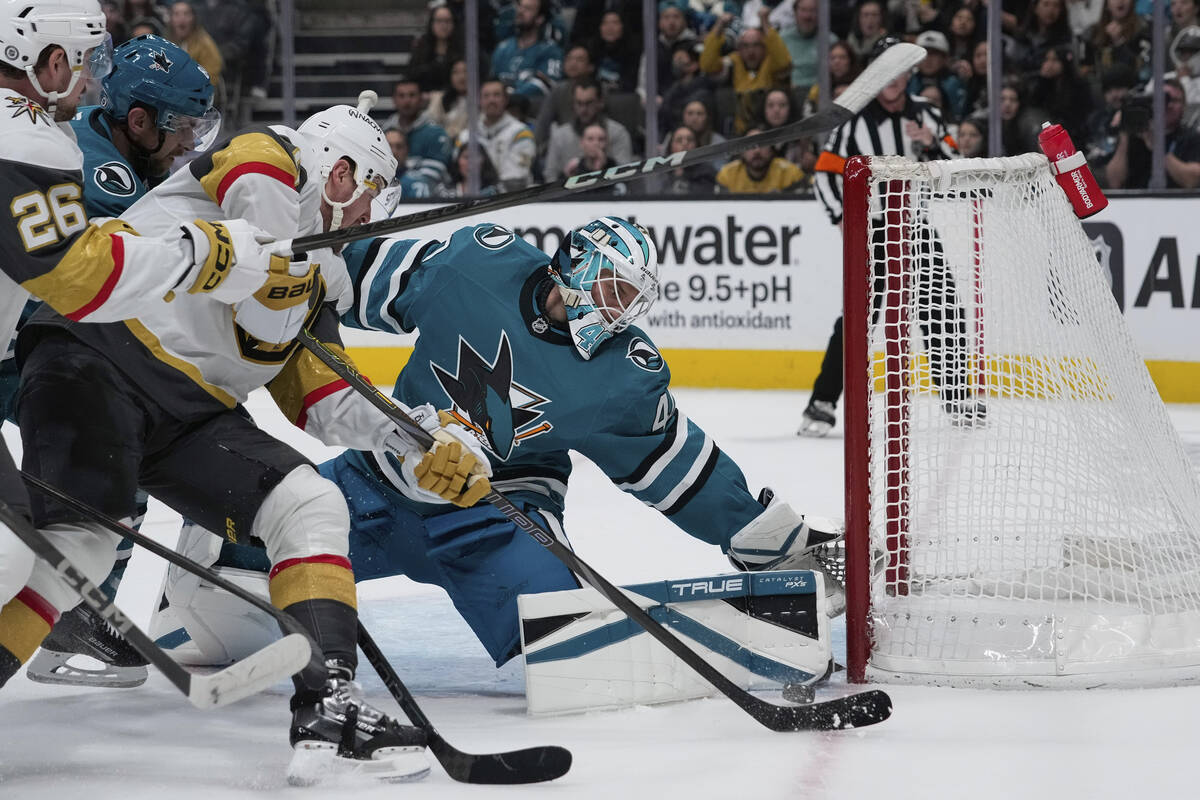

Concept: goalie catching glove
[[384, 405, 492, 508]]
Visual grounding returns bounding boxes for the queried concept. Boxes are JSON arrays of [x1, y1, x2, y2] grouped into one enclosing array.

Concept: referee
[[799, 36, 985, 437]]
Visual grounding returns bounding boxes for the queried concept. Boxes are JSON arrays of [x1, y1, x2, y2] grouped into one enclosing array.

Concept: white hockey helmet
[[298, 92, 398, 230], [0, 0, 112, 109]]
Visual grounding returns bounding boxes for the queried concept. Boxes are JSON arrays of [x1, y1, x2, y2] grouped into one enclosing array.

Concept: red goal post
[[842, 153, 1200, 688]]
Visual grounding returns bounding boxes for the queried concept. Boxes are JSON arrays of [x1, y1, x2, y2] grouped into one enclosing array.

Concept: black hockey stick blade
[[19, 472, 326, 679], [358, 622, 571, 784], [299, 332, 893, 732], [0, 501, 311, 709], [274, 43, 925, 256]]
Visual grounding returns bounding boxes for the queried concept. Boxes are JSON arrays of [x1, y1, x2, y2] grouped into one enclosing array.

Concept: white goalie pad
[[518, 570, 831, 716]]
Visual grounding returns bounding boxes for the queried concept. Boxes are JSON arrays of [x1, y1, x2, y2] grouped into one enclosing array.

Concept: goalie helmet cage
[[842, 153, 1200, 688]]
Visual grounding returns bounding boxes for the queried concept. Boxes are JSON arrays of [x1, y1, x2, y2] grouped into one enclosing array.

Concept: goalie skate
[[287, 663, 430, 786], [26, 601, 148, 689]]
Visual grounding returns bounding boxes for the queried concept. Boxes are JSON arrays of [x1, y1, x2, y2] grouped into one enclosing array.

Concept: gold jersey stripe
[[123, 319, 238, 408], [269, 561, 357, 610], [0, 596, 53, 664], [198, 131, 300, 206], [268, 340, 357, 425], [21, 219, 137, 320]]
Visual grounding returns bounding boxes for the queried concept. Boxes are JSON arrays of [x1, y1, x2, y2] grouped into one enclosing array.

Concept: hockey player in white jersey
[[0, 0, 290, 620], [3, 94, 491, 783]]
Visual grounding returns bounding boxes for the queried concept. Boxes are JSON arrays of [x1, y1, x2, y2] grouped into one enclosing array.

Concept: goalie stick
[[0, 499, 311, 709], [358, 622, 572, 784], [297, 331, 893, 732], [273, 43, 926, 256], [18, 473, 326, 681]]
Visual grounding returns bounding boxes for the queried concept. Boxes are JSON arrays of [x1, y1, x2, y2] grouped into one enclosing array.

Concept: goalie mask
[[101, 34, 220, 152], [0, 0, 112, 113], [298, 100, 398, 230], [550, 216, 660, 360]]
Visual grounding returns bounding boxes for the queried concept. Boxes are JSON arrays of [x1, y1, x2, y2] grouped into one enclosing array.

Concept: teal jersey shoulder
[[69, 106, 151, 218], [342, 224, 762, 546]]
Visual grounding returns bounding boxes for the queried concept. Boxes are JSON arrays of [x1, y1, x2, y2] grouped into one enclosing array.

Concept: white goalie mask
[[0, 0, 112, 112], [299, 99, 398, 230], [549, 216, 660, 360]]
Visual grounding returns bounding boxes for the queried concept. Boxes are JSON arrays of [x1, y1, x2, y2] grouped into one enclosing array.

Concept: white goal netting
[[847, 154, 1200, 687]]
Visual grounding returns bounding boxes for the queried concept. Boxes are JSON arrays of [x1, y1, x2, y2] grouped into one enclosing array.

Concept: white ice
[[4, 388, 1200, 800]]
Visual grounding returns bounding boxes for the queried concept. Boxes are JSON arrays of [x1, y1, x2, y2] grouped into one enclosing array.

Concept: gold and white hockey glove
[[231, 249, 332, 345], [387, 405, 492, 508], [176, 218, 289, 304]]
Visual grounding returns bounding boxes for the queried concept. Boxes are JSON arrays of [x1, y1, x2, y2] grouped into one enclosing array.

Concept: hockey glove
[[389, 405, 493, 508], [175, 218, 288, 304], [231, 250, 328, 345]]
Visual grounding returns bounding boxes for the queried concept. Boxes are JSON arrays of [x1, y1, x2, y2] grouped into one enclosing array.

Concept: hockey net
[[843, 154, 1200, 687]]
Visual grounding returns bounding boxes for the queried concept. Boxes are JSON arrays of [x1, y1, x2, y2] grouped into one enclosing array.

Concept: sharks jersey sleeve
[[70, 106, 153, 218]]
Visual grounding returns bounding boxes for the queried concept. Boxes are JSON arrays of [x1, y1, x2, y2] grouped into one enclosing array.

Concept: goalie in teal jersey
[[154, 216, 847, 669]]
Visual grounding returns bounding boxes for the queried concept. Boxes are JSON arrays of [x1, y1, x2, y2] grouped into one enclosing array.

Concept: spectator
[[1082, 0, 1152, 81], [570, 0, 641, 47], [645, 0, 698, 99], [1168, 25, 1200, 105], [543, 78, 634, 180], [956, 113, 988, 156], [1084, 63, 1136, 167], [1065, 0, 1105, 39], [760, 87, 809, 166], [892, 0, 943, 36], [1014, 0, 1074, 74], [492, 0, 565, 103], [384, 129, 436, 200], [448, 139, 501, 196], [999, 77, 1043, 155], [1105, 79, 1200, 188], [167, 1, 222, 88], [648, 125, 718, 194], [909, 30, 968, 122], [659, 41, 715, 132], [681, 97, 728, 167], [124, 0, 166, 26], [700, 8, 792, 134], [1027, 44, 1094, 144], [946, 3, 982, 64], [589, 11, 641, 94], [1171, 0, 1199, 40], [128, 15, 165, 39], [962, 38, 992, 114], [781, 0, 836, 97], [536, 44, 594, 144], [563, 123, 631, 194], [804, 39, 860, 116], [410, 3, 465, 93], [382, 76, 454, 188], [458, 78, 538, 191], [847, 0, 888, 60], [100, 0, 128, 45], [716, 127, 806, 192], [427, 59, 470, 141]]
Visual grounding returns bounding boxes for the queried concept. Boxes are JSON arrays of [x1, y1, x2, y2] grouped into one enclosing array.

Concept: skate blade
[[287, 741, 430, 786], [25, 649, 148, 689]]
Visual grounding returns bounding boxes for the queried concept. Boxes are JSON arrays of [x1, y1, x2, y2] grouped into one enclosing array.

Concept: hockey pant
[[2, 331, 357, 689], [811, 224, 971, 407]]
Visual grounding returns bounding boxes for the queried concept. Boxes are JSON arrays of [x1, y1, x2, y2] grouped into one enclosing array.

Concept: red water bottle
[[1037, 122, 1108, 219]]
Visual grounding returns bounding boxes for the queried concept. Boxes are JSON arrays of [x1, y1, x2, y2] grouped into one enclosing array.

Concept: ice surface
[[3, 388, 1200, 799]]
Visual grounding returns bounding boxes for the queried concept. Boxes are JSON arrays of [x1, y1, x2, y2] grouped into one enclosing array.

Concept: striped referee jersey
[[814, 95, 958, 224]]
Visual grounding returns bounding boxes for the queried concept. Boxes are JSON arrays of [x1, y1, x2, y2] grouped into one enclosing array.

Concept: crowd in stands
[[93, 0, 274, 129], [394, 0, 1200, 197]]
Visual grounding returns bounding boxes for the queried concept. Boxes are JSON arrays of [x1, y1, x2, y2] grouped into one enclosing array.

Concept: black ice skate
[[288, 661, 430, 785], [25, 601, 149, 688]]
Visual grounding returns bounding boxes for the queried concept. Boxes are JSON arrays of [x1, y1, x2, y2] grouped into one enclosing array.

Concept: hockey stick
[[273, 43, 925, 255], [297, 331, 892, 732], [18, 473, 326, 682], [357, 622, 572, 784], [0, 499, 311, 709]]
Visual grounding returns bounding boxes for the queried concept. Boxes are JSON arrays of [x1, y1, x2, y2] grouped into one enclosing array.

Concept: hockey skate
[[25, 601, 149, 688], [288, 661, 430, 786], [797, 399, 837, 437]]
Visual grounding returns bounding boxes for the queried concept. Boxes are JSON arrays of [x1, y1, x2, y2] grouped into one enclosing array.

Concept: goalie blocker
[[519, 570, 832, 716]]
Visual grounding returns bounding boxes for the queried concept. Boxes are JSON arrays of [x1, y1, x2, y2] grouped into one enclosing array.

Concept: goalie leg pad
[[168, 565, 277, 667]]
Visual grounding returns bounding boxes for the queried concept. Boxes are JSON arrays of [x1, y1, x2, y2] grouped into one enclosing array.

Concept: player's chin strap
[[321, 174, 376, 231], [26, 65, 85, 118]]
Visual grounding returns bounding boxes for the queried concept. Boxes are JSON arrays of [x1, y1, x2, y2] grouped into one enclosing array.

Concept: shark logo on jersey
[[150, 50, 174, 72], [94, 161, 137, 197], [6, 95, 49, 126], [431, 332, 552, 460], [473, 224, 515, 251], [626, 337, 663, 372]]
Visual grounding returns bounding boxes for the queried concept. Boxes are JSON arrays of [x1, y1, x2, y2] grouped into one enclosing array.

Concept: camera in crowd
[[1120, 95, 1153, 136]]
